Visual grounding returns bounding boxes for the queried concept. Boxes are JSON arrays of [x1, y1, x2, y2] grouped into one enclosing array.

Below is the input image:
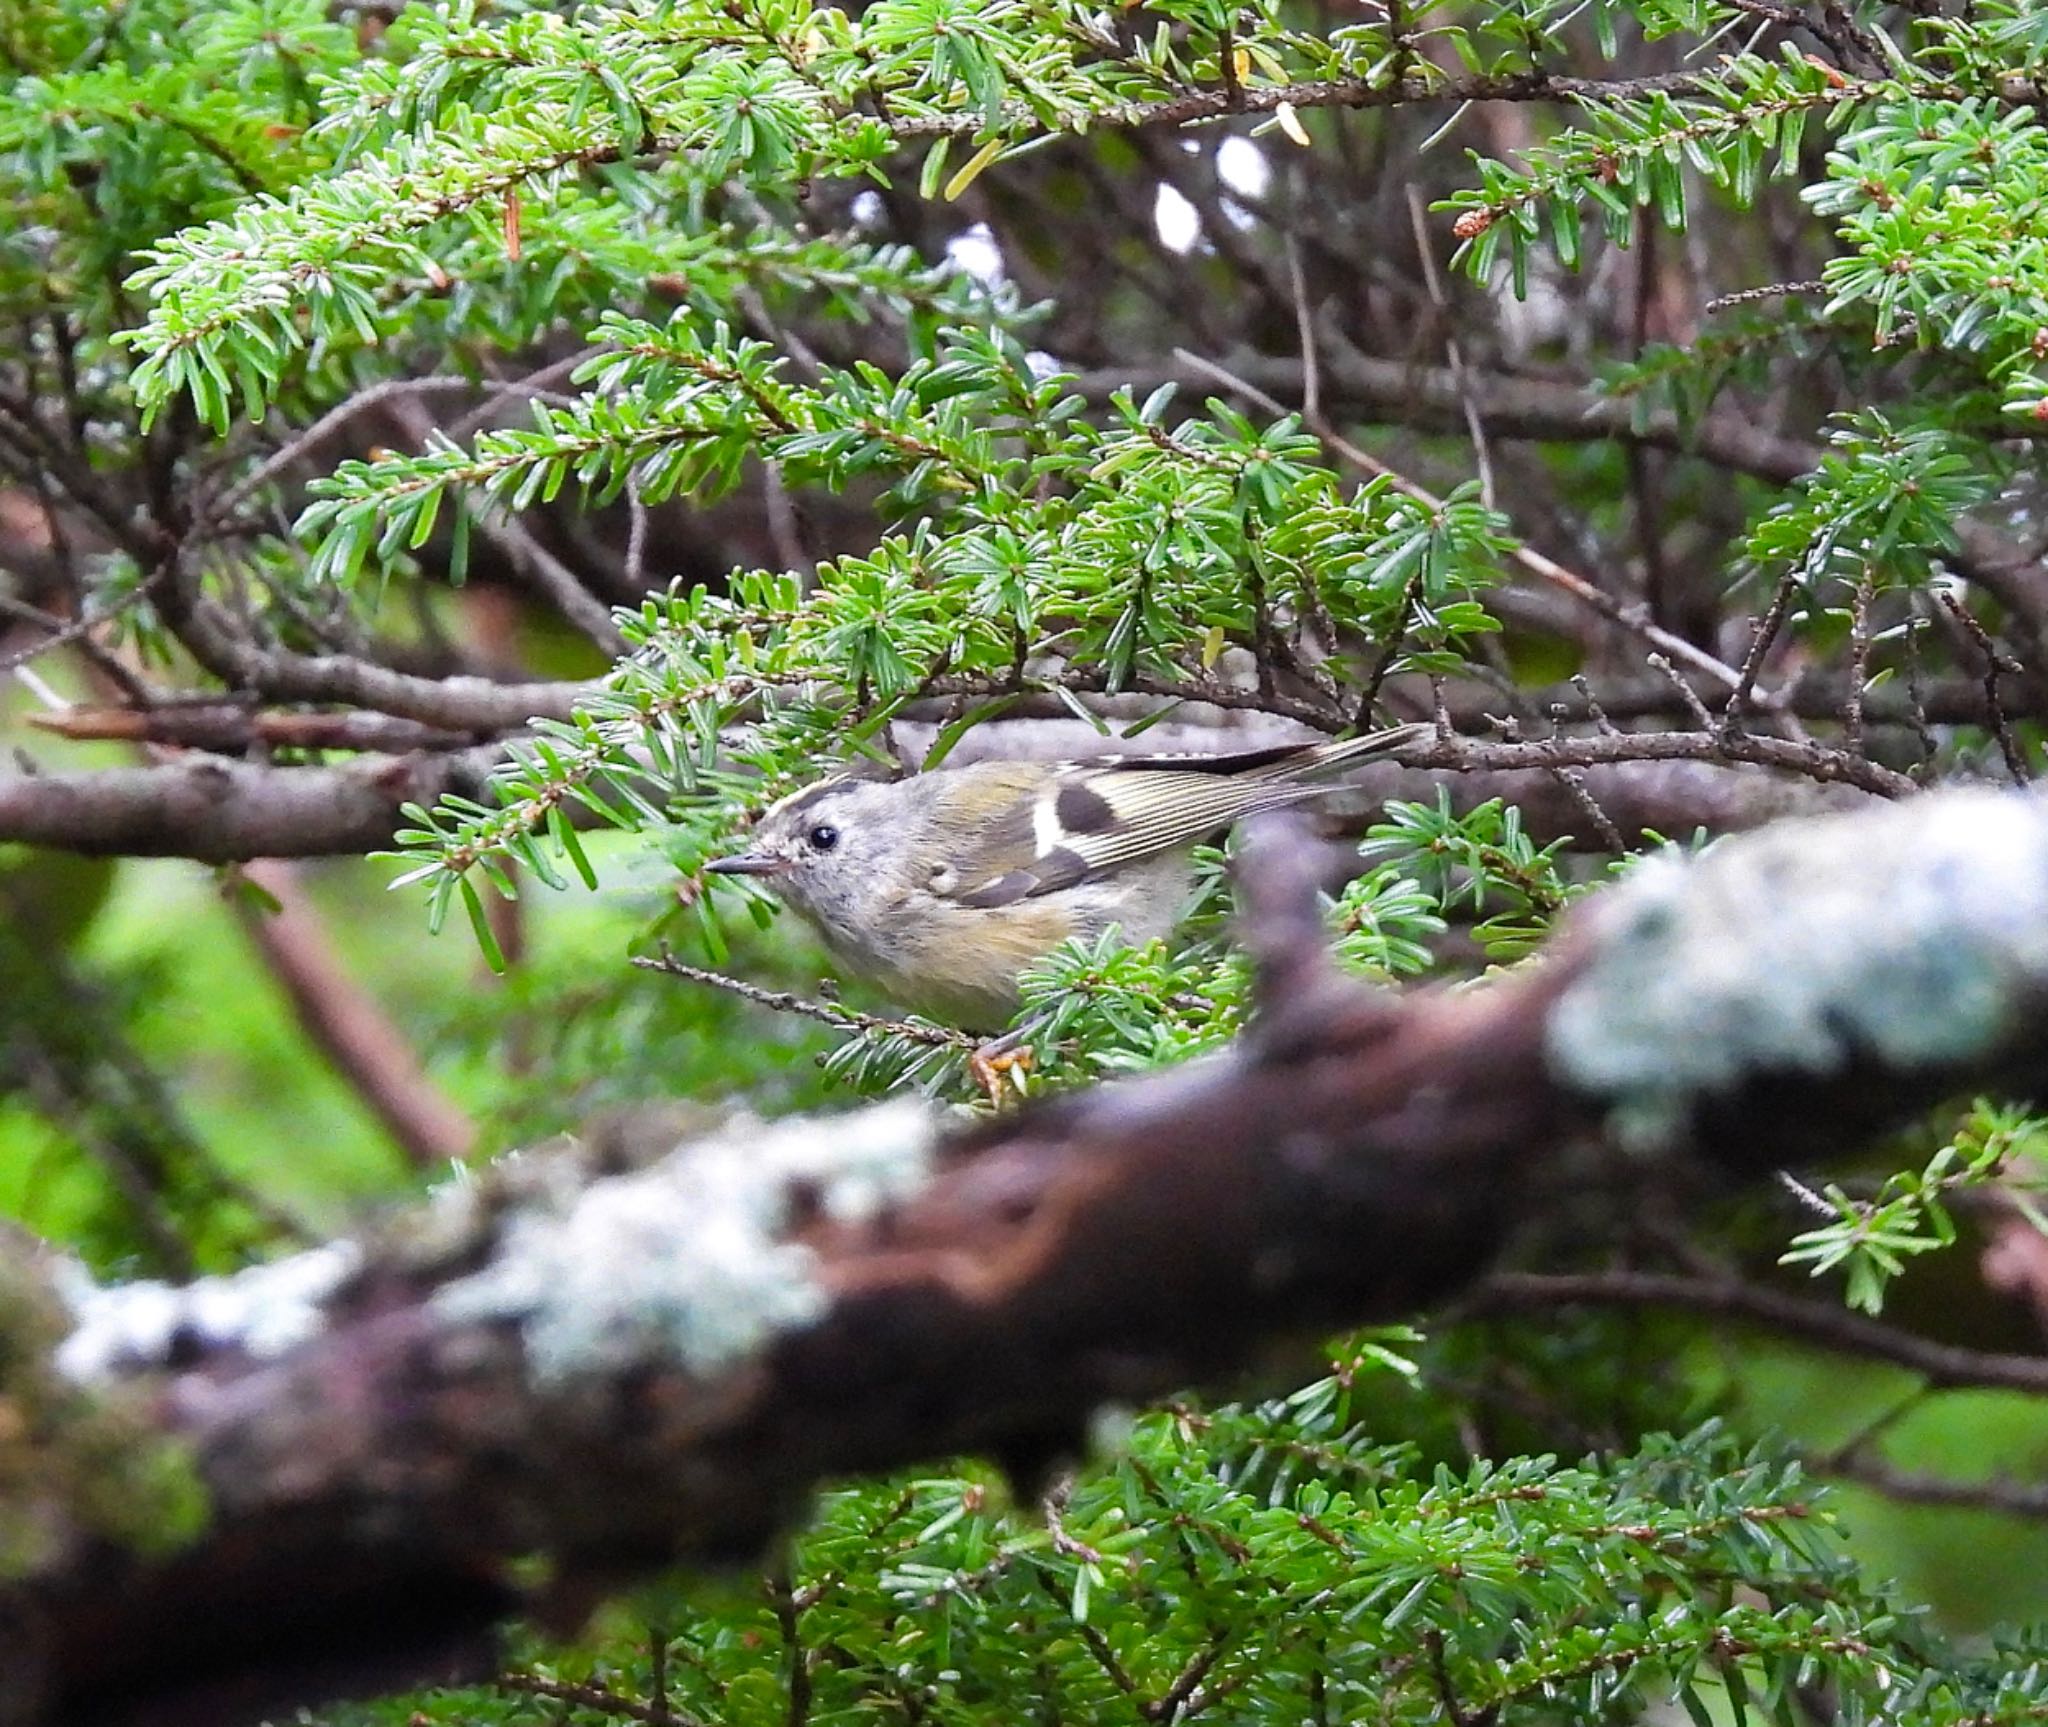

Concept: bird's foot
[[969, 1035, 1035, 1106]]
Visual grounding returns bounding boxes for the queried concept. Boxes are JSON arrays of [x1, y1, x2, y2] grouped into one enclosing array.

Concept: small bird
[[703, 724, 1428, 1030]]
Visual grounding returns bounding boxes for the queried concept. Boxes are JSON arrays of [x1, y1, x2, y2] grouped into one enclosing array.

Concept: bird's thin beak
[[705, 851, 787, 877]]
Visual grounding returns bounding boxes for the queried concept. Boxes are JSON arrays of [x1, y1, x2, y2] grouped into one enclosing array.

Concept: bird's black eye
[[807, 822, 840, 852]]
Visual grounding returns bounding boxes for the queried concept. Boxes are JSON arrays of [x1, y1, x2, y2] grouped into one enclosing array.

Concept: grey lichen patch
[[51, 1241, 363, 1384], [391, 1104, 731, 1278], [1547, 788, 2048, 1145], [432, 1098, 939, 1386]]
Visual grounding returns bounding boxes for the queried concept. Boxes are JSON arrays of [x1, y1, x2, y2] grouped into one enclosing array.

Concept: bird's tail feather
[[1248, 722, 1431, 781]]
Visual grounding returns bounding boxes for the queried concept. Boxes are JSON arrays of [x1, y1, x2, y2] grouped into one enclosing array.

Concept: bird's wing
[[940, 725, 1424, 908], [919, 764, 1087, 909]]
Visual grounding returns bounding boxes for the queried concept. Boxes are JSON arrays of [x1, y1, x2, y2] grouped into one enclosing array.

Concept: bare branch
[[0, 747, 507, 860], [1941, 592, 2034, 782], [150, 568, 588, 730], [1818, 1452, 2048, 1518], [1458, 1270, 2048, 1395], [201, 377, 487, 528], [381, 395, 627, 655], [26, 705, 474, 754]]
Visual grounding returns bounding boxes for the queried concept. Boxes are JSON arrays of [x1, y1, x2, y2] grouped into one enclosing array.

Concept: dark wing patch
[[1055, 780, 1118, 834], [956, 846, 1092, 907], [955, 775, 1312, 902], [1054, 773, 1320, 875], [955, 871, 1036, 909]]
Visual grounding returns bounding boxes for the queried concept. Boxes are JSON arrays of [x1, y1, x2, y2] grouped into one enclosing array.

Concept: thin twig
[[1145, 1634, 1235, 1722], [768, 1568, 814, 1727], [1051, 1580, 1137, 1695], [646, 1628, 673, 1726], [1570, 675, 1620, 737], [762, 460, 812, 583], [633, 952, 978, 1049], [1542, 699, 1628, 852], [626, 475, 652, 594], [1285, 234, 1321, 424], [1900, 610, 1939, 783], [1941, 591, 2033, 782], [1723, 570, 1801, 729], [1217, 17, 1245, 110], [27, 704, 474, 753], [10, 660, 69, 713], [1625, 214, 1674, 632], [499, 1673, 706, 1727], [1546, 765, 1627, 851], [1356, 568, 1425, 728], [203, 376, 484, 527], [1703, 278, 1827, 314], [1425, 1628, 1494, 1727], [1844, 573, 1874, 755], [1041, 1479, 1106, 1566], [0, 571, 164, 683], [382, 395, 626, 653], [1647, 653, 1717, 731], [446, 351, 594, 442], [1716, 0, 1817, 32], [1818, 1451, 2048, 1518]]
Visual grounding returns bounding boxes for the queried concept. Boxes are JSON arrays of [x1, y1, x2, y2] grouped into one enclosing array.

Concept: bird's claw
[[970, 1041, 1035, 1105]]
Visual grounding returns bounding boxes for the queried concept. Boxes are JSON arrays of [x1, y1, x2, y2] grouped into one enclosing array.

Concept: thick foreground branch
[[11, 789, 2048, 1723]]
